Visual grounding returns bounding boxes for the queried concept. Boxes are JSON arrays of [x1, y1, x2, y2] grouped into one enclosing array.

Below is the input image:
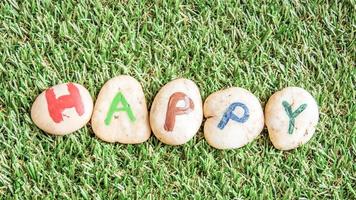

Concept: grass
[[0, 0, 355, 199]]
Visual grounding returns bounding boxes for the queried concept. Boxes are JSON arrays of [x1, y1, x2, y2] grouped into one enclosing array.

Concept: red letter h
[[45, 83, 84, 123]]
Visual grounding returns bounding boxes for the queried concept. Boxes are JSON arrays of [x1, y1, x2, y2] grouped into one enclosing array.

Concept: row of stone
[[31, 76, 319, 150]]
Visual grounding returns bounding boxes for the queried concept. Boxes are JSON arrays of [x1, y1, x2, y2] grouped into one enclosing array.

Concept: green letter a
[[105, 92, 136, 125]]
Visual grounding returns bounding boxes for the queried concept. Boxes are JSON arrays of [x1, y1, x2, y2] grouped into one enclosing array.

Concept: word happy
[[44, 83, 307, 136]]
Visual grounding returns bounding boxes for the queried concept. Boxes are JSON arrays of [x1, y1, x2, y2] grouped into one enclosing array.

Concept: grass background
[[0, 0, 355, 199]]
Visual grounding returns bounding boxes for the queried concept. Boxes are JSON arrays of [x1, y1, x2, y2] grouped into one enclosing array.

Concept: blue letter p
[[217, 102, 249, 130]]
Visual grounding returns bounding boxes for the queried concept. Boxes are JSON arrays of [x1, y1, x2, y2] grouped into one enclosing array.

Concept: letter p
[[164, 92, 194, 132], [217, 102, 249, 130]]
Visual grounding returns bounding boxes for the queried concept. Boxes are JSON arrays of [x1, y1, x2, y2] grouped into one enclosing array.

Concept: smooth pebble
[[150, 78, 203, 145], [204, 87, 264, 149], [31, 82, 93, 135], [265, 87, 319, 150], [91, 75, 151, 143]]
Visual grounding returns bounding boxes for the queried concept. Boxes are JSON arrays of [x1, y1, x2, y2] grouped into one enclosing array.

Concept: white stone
[[150, 78, 203, 145], [204, 87, 264, 149], [31, 83, 93, 135], [91, 75, 151, 144], [265, 87, 319, 150]]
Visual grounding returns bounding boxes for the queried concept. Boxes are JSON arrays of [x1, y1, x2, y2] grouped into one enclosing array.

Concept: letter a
[[105, 92, 136, 125], [217, 102, 249, 130], [282, 101, 307, 134], [164, 92, 194, 132], [45, 83, 85, 123]]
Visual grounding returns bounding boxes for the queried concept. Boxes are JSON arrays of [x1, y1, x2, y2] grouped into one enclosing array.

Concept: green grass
[[0, 0, 355, 199]]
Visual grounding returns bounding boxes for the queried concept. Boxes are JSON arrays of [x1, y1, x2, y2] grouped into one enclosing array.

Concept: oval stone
[[31, 82, 93, 135], [265, 87, 319, 150], [91, 75, 151, 144], [150, 78, 203, 145], [204, 87, 264, 149]]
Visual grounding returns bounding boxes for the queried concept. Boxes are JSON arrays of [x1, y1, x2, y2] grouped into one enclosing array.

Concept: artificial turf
[[0, 0, 355, 199]]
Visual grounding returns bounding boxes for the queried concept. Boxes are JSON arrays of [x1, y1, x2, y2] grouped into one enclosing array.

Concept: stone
[[91, 75, 151, 144], [265, 87, 319, 150], [150, 78, 203, 145], [31, 82, 93, 135], [204, 87, 264, 149]]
